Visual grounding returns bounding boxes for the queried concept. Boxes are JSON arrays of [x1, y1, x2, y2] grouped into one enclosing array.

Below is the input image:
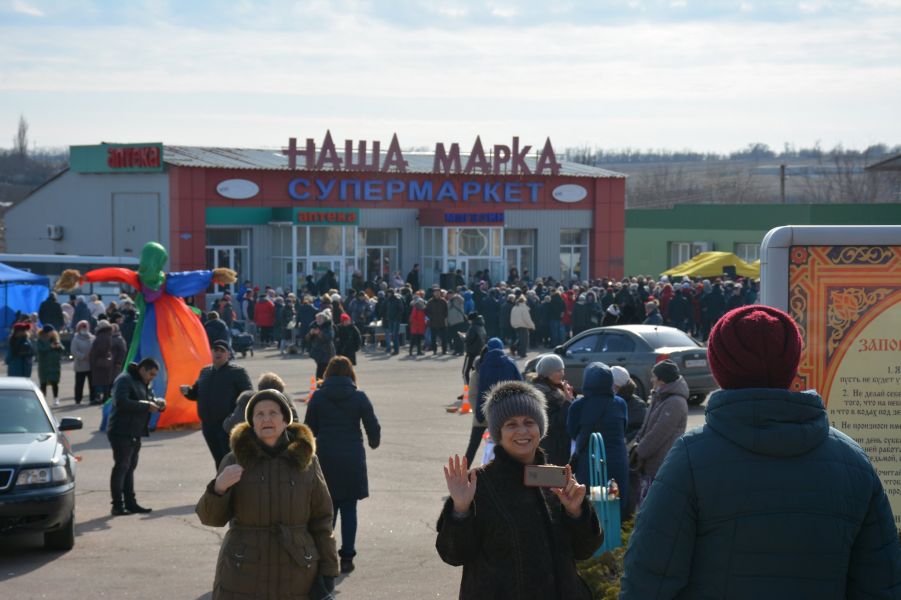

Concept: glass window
[[561, 229, 585, 245], [271, 226, 291, 257], [670, 242, 691, 267], [600, 334, 636, 353], [310, 227, 342, 255], [362, 229, 397, 246], [566, 333, 602, 355], [423, 228, 433, 256], [206, 229, 243, 245], [735, 243, 760, 263], [295, 227, 308, 257], [447, 229, 458, 257], [0, 390, 52, 434], [642, 328, 701, 349], [505, 229, 534, 246], [491, 228, 502, 255], [460, 229, 490, 256]]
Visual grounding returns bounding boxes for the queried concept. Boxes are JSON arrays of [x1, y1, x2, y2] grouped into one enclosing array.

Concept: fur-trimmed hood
[[230, 422, 315, 470]]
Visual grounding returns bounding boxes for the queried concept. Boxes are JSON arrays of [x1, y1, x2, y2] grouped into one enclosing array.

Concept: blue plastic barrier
[[589, 432, 622, 555]]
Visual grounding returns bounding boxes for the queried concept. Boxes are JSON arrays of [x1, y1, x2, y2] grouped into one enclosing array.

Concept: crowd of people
[[7, 271, 901, 598], [194, 267, 760, 371]]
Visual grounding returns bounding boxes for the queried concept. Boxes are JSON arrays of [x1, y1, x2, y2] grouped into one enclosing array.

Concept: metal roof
[[163, 145, 625, 178], [865, 153, 901, 172]]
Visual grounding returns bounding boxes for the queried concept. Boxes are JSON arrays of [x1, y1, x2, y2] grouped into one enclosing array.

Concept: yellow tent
[[662, 251, 760, 279]]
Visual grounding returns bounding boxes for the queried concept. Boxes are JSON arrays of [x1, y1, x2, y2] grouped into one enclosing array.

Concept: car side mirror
[[58, 417, 83, 432], [554, 345, 566, 356]]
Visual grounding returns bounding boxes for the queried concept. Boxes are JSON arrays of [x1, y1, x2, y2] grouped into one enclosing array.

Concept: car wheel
[[688, 394, 706, 406], [44, 513, 74, 551]]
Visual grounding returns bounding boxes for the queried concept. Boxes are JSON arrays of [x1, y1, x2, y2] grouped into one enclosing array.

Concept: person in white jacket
[[70, 320, 95, 404], [509, 296, 535, 358]]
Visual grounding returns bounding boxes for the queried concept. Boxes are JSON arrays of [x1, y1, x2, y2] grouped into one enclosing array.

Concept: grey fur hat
[[483, 381, 547, 443]]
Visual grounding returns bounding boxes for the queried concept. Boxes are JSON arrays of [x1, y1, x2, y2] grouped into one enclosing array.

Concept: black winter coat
[[463, 318, 487, 357], [107, 364, 155, 439], [305, 376, 381, 502], [184, 362, 253, 425], [335, 323, 362, 363], [38, 298, 64, 331], [308, 320, 336, 365], [204, 318, 231, 346], [436, 446, 602, 600], [533, 378, 572, 467]]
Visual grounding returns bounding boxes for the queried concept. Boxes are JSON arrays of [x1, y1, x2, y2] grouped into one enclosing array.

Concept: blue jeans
[[332, 498, 358, 558], [386, 320, 401, 353], [548, 319, 562, 346]]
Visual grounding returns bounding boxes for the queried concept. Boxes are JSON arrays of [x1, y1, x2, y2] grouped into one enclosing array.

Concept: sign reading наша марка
[[282, 131, 562, 177]]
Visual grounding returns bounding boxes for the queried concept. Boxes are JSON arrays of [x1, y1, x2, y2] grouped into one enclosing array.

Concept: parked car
[[525, 325, 717, 405], [0, 377, 82, 550]]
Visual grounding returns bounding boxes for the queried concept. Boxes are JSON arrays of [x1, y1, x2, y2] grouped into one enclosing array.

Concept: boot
[[340, 557, 355, 574], [111, 501, 132, 517], [125, 499, 152, 514]]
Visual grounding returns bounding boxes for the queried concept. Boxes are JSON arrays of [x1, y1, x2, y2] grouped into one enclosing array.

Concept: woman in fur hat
[[437, 381, 603, 599], [197, 389, 339, 599], [6, 321, 35, 377]]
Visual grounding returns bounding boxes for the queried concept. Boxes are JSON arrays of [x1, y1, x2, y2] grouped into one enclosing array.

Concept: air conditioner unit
[[47, 225, 64, 241]]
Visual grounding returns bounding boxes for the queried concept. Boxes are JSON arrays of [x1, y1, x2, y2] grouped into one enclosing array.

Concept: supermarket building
[[4, 135, 626, 295]]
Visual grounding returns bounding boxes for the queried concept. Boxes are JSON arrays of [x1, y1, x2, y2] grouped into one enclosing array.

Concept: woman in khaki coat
[[197, 390, 339, 599]]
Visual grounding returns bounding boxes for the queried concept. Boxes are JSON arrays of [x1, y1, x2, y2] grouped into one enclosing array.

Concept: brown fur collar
[[230, 422, 315, 470]]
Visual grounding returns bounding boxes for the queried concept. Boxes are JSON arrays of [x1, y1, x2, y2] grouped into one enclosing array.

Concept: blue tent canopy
[[0, 262, 50, 339]]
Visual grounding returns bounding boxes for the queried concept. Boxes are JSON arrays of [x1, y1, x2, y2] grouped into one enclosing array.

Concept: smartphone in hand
[[523, 465, 567, 488]]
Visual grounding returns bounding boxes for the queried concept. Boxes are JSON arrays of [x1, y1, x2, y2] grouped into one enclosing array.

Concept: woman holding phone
[[436, 381, 603, 599]]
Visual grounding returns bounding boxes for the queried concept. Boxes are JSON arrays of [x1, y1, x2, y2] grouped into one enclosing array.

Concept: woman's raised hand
[[552, 464, 586, 518], [444, 455, 477, 514], [214, 464, 244, 495]]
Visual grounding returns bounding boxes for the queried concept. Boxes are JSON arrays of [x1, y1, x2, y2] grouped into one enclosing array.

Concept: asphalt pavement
[[0, 344, 707, 599]]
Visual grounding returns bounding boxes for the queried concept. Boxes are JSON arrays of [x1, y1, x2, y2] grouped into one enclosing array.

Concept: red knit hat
[[707, 305, 802, 389]]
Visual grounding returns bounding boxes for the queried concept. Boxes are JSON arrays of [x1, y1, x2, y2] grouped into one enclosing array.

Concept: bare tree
[[12, 115, 28, 159]]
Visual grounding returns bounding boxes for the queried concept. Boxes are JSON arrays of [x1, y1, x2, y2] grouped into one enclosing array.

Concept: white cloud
[[10, 0, 44, 16]]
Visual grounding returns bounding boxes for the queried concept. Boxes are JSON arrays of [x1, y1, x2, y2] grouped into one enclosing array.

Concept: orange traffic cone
[[305, 376, 316, 403], [459, 384, 471, 414]]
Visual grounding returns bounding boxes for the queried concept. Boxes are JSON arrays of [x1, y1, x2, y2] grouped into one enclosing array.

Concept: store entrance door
[[365, 247, 393, 284], [206, 247, 244, 294], [505, 246, 533, 281], [310, 259, 342, 294]]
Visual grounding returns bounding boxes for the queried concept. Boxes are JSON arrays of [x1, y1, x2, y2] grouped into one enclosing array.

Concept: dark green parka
[[620, 388, 901, 599], [196, 422, 339, 599]]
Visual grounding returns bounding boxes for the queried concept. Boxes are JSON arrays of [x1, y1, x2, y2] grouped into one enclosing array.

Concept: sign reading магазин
[[444, 212, 504, 224], [282, 131, 562, 176]]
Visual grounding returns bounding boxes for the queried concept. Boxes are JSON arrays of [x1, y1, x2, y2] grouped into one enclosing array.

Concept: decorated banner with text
[[789, 245, 901, 525]]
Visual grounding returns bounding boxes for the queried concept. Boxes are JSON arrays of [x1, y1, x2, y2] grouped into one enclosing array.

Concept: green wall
[[625, 204, 901, 276]]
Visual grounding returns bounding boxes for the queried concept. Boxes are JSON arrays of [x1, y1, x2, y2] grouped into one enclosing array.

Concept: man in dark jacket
[[383, 289, 404, 355], [107, 358, 163, 516], [38, 292, 65, 331], [462, 312, 487, 386], [425, 289, 449, 355], [203, 311, 231, 347], [621, 305, 901, 598], [180, 340, 253, 470], [405, 264, 421, 291]]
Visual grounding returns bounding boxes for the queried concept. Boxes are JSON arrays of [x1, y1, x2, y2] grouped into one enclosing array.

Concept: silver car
[[525, 325, 717, 405]]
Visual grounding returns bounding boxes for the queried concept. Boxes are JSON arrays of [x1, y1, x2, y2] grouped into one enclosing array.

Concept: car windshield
[[0, 389, 53, 434], [642, 328, 700, 349]]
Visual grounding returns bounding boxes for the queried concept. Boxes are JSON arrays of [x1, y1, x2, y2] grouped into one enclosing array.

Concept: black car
[[525, 324, 718, 404], [0, 377, 82, 550]]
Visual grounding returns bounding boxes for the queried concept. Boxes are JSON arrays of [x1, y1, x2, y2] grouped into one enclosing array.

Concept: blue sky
[[1, 0, 899, 153]]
